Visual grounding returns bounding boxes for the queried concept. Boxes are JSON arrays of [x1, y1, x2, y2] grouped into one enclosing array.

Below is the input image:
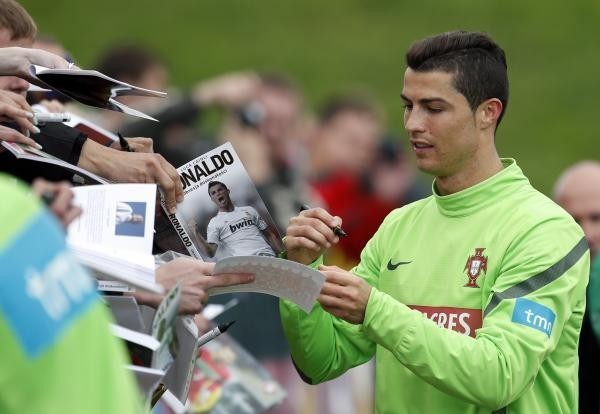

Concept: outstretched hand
[[133, 257, 254, 315], [0, 90, 40, 147], [77, 139, 183, 214], [0, 47, 72, 80]]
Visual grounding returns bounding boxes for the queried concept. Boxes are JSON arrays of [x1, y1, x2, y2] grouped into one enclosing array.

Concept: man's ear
[[477, 98, 503, 130]]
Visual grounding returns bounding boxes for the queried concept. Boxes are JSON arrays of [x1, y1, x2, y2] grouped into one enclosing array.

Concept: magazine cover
[[161, 142, 284, 261]]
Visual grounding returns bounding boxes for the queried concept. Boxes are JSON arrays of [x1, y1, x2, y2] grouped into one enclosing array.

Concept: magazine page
[[127, 365, 166, 405], [111, 323, 161, 355], [187, 333, 286, 414], [30, 65, 167, 98], [162, 316, 199, 403], [1, 141, 109, 184], [68, 183, 157, 253], [104, 295, 146, 331], [29, 65, 166, 120], [210, 256, 325, 313], [71, 243, 161, 293], [66, 183, 158, 292], [161, 142, 284, 261], [150, 284, 182, 372]]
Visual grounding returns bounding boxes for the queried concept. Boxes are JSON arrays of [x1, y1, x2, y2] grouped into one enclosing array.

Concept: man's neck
[[435, 151, 504, 196]]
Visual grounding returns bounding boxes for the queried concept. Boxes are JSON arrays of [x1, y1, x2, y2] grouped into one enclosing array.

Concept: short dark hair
[[96, 44, 163, 83], [207, 181, 227, 194], [406, 30, 509, 126], [0, 0, 37, 41]]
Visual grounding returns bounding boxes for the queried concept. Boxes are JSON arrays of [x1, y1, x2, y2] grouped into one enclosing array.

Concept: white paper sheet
[[210, 256, 325, 312]]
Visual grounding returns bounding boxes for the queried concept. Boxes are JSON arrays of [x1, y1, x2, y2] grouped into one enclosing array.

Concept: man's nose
[[404, 110, 426, 134]]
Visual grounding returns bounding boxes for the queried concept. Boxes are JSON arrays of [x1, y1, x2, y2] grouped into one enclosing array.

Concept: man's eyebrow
[[400, 94, 449, 105]]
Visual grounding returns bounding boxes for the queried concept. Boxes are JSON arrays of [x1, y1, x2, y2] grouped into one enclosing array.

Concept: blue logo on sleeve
[[511, 298, 556, 337], [0, 211, 97, 358]]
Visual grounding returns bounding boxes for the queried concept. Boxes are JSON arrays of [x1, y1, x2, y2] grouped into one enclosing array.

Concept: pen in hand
[[117, 133, 133, 152], [300, 204, 348, 238], [197, 320, 235, 348]]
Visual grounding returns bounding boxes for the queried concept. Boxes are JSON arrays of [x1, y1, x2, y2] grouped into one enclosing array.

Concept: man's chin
[[415, 160, 443, 176]]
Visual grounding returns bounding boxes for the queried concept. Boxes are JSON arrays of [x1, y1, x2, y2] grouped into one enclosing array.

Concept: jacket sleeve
[[0, 123, 88, 184], [360, 217, 589, 409], [279, 215, 390, 383], [33, 123, 87, 165], [589, 255, 600, 341]]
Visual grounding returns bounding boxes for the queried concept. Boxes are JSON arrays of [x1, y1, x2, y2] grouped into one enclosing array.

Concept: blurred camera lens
[[237, 101, 265, 128]]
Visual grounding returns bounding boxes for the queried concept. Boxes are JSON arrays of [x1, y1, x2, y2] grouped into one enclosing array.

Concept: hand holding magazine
[[154, 142, 325, 311]]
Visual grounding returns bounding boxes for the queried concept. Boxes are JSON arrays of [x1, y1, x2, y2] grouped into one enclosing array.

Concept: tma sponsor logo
[[511, 298, 556, 337]]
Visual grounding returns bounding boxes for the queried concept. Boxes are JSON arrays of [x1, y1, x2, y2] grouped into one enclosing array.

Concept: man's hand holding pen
[[285, 206, 343, 265], [286, 206, 370, 324]]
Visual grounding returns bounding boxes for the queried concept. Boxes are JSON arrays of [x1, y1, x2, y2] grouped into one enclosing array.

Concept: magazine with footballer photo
[[158, 142, 284, 261]]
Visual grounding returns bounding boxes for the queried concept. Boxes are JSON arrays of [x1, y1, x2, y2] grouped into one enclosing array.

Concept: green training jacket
[[280, 159, 589, 414], [0, 175, 142, 413]]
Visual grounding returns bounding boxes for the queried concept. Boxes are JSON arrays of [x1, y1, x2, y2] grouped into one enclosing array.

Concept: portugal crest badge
[[464, 248, 487, 288]]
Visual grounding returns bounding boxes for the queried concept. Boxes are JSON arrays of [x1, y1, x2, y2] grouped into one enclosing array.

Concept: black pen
[[117, 133, 133, 152], [300, 203, 348, 237], [197, 320, 235, 348]]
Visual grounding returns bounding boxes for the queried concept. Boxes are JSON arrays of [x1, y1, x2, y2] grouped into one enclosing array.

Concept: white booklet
[[157, 142, 284, 261], [67, 183, 160, 292], [210, 256, 325, 313], [1, 141, 109, 185], [29, 65, 167, 121]]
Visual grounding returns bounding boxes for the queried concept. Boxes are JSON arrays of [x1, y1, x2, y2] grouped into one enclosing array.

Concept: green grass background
[[22, 0, 599, 194]]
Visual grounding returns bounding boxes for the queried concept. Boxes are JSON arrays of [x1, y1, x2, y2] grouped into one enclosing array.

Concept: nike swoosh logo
[[387, 259, 412, 270]]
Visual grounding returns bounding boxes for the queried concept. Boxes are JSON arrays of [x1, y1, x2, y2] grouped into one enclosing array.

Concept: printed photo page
[[160, 141, 284, 261], [68, 183, 157, 253]]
